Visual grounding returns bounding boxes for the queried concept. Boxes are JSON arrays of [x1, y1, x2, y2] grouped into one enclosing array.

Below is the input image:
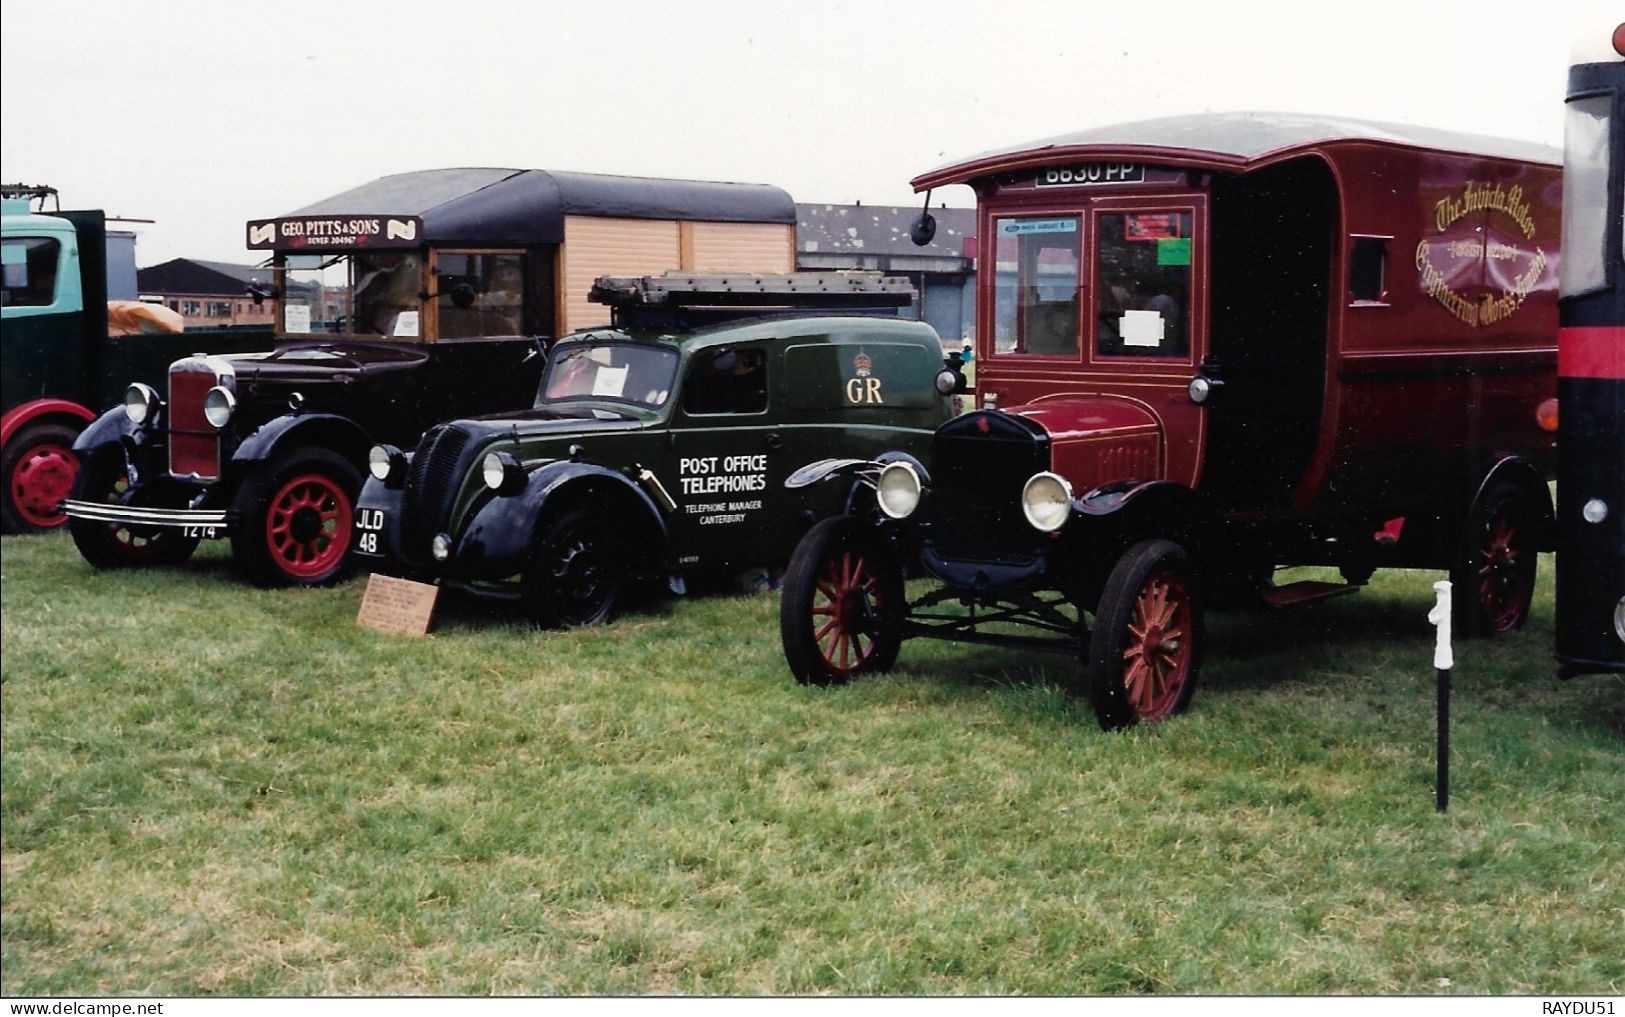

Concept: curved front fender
[[452, 461, 668, 579], [71, 406, 138, 452], [234, 413, 372, 466]]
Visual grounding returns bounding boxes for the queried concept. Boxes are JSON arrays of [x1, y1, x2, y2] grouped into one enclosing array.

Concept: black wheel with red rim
[[2, 422, 81, 533], [1087, 539, 1202, 730], [66, 444, 199, 568], [232, 449, 361, 587], [522, 505, 623, 628], [1451, 481, 1538, 637], [780, 516, 903, 686]]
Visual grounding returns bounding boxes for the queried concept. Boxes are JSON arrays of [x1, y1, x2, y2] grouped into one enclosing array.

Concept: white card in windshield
[[592, 365, 629, 397]]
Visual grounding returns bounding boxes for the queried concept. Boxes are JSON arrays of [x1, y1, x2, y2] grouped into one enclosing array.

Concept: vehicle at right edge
[[1555, 23, 1625, 679], [778, 112, 1562, 729]]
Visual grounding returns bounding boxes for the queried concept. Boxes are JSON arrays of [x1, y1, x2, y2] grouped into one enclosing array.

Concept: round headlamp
[[876, 461, 922, 520], [1021, 472, 1073, 532], [203, 386, 236, 429], [1615, 597, 1624, 644], [368, 444, 406, 484], [1188, 377, 1212, 403], [1582, 498, 1609, 525], [431, 532, 453, 562], [482, 451, 523, 494], [934, 369, 959, 395], [124, 382, 160, 424]]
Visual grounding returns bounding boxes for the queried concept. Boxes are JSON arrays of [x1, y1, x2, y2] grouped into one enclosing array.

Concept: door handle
[[766, 433, 784, 452]]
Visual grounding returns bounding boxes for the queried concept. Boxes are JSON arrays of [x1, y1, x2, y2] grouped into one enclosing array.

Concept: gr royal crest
[[845, 350, 884, 404]]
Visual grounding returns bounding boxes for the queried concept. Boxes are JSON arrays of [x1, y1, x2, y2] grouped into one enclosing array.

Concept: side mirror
[[910, 210, 937, 247], [450, 282, 476, 309], [246, 284, 278, 306]]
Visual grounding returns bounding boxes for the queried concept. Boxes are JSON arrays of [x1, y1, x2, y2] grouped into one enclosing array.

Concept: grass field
[[2, 532, 1621, 995]]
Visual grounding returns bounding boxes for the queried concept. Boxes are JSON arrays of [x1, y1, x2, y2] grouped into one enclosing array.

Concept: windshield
[[539, 341, 679, 409], [278, 252, 424, 338]]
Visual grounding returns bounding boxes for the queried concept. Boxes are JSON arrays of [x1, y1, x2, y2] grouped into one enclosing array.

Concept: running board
[[1260, 581, 1361, 609]]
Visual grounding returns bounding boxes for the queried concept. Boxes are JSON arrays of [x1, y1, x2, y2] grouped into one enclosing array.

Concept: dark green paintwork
[[357, 314, 952, 589]]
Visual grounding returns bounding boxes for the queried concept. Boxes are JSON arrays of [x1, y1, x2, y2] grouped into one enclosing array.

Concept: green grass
[[2, 532, 1620, 995]]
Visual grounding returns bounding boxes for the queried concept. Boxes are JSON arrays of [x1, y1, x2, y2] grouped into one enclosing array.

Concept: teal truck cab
[[355, 273, 958, 626], [1, 185, 270, 531]]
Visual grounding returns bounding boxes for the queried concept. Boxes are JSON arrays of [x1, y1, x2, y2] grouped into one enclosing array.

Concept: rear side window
[[1, 237, 61, 307], [683, 348, 768, 415]]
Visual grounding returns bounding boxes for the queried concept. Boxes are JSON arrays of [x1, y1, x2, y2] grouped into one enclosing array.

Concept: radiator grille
[[168, 367, 221, 478], [926, 429, 1050, 563], [403, 423, 475, 545]]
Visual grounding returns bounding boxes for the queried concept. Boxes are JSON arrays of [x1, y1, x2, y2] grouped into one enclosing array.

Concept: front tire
[[232, 449, 361, 587], [1451, 480, 1538, 637], [67, 445, 199, 568], [1087, 539, 1201, 730], [2, 422, 80, 533], [780, 516, 904, 686], [522, 506, 623, 628]]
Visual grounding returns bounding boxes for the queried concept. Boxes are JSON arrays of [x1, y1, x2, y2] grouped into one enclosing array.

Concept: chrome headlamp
[[876, 461, 922, 520], [124, 382, 160, 424], [368, 444, 407, 486], [1021, 471, 1073, 533], [202, 386, 236, 429], [482, 451, 524, 495]]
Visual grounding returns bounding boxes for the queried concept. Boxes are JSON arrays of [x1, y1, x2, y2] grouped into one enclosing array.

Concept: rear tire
[[67, 444, 199, 568], [2, 422, 80, 533], [232, 449, 361, 587], [1087, 539, 1201, 730], [522, 506, 622, 628], [780, 516, 904, 686], [1451, 480, 1538, 637]]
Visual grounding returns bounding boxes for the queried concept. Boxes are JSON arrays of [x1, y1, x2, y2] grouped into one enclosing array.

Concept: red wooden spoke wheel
[[1120, 570, 1195, 720], [66, 444, 198, 567], [1452, 481, 1538, 637], [1473, 497, 1535, 633], [263, 471, 354, 579], [1088, 539, 1202, 729], [781, 516, 904, 686], [9, 440, 77, 529], [810, 547, 888, 675]]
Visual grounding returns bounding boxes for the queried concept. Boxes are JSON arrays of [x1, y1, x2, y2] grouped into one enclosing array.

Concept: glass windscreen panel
[[435, 252, 524, 338], [1, 237, 61, 307], [1096, 211, 1193, 358], [992, 217, 1081, 356], [1560, 94, 1612, 296], [278, 252, 425, 338], [540, 341, 679, 409]]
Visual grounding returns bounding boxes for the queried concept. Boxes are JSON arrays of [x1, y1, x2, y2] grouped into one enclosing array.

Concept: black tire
[[522, 506, 622, 628], [67, 444, 199, 568], [2, 422, 80, 533], [780, 516, 904, 686], [231, 449, 361, 588], [1086, 539, 1202, 730], [1451, 480, 1538, 638]]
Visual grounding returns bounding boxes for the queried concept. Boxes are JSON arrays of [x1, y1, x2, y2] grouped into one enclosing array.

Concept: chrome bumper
[[62, 499, 232, 532]]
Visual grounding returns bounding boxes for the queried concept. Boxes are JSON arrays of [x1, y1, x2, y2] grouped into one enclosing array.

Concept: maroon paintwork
[[916, 113, 1561, 514]]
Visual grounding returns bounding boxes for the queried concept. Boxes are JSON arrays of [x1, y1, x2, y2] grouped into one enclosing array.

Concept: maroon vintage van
[[778, 112, 1561, 729]]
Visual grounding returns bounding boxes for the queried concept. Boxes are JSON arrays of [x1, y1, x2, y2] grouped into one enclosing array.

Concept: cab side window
[[683, 348, 768, 415], [435, 251, 525, 338], [1, 238, 61, 307]]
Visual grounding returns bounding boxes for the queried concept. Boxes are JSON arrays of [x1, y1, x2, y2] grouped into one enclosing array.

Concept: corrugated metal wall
[[559, 217, 793, 332], [687, 222, 794, 273]]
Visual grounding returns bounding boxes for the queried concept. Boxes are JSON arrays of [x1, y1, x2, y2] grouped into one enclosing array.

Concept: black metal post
[[1436, 665, 1450, 813]]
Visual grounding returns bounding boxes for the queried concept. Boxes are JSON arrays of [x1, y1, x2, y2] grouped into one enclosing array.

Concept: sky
[[0, 0, 1614, 267]]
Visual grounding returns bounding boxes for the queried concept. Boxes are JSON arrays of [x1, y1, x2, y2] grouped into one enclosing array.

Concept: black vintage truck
[[353, 273, 960, 626], [61, 168, 799, 585]]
